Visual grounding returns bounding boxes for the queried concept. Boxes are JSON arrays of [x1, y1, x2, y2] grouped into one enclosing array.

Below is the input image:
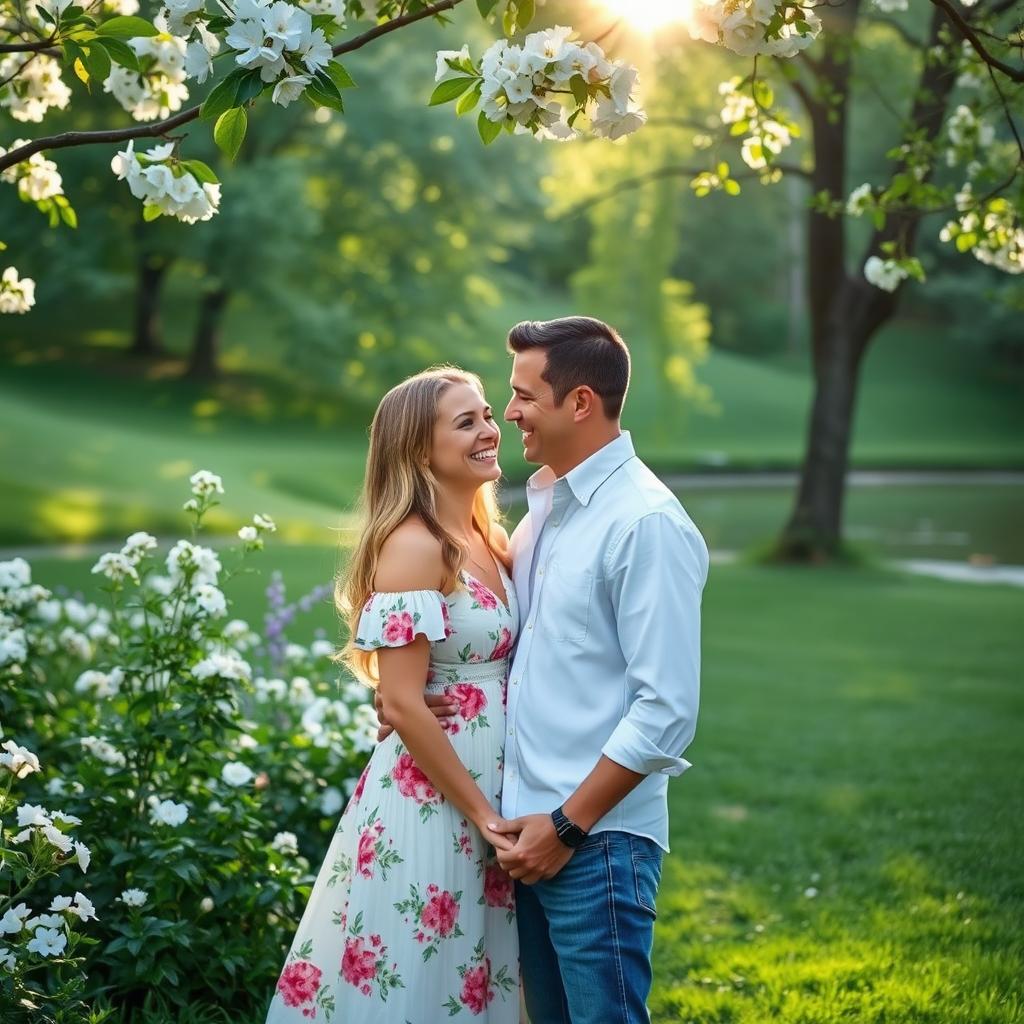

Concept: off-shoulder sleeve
[[351, 590, 452, 651]]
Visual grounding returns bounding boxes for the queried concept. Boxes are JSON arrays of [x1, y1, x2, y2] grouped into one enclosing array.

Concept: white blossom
[[121, 531, 158, 563], [199, 896, 215, 912], [238, 525, 259, 542], [271, 74, 312, 107], [271, 830, 299, 855], [74, 841, 91, 872], [74, 668, 124, 698], [253, 513, 277, 532], [0, 948, 15, 971], [80, 735, 127, 768], [193, 583, 227, 617], [50, 892, 96, 922], [27, 926, 67, 957], [166, 538, 222, 586], [320, 785, 344, 816], [0, 54, 71, 122], [189, 469, 224, 497], [863, 255, 908, 292], [872, 0, 907, 10], [112, 141, 221, 224], [221, 761, 254, 786], [193, 651, 252, 681], [846, 182, 874, 217], [118, 888, 149, 907], [149, 798, 189, 826], [1, 739, 41, 778], [91, 552, 140, 585], [0, 904, 31, 936], [0, 267, 36, 314], [0, 143, 64, 201]]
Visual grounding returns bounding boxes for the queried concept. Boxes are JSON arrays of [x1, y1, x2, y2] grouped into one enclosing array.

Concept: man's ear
[[572, 386, 598, 422]]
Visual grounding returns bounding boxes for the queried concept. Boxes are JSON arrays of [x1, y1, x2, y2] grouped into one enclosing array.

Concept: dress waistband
[[425, 658, 508, 686]]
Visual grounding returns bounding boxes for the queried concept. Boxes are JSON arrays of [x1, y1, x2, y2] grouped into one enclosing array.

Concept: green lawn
[[654, 564, 1023, 1024], [20, 544, 1024, 1024], [2, 308, 1022, 547]]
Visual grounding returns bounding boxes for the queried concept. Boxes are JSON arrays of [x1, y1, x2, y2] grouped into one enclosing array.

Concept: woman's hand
[[374, 689, 458, 742], [474, 813, 521, 853]]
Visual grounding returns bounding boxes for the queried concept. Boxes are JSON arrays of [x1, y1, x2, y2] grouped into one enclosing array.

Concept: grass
[[19, 544, 1024, 1023], [653, 564, 1023, 1024], [2, 305, 1023, 547]]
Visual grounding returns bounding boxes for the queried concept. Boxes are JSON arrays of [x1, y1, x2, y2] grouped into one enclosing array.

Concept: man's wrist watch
[[551, 805, 588, 849]]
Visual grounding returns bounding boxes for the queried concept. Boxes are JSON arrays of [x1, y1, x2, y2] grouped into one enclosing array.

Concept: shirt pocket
[[540, 561, 593, 643]]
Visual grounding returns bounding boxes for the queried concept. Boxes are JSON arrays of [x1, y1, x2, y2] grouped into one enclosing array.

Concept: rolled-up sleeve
[[601, 511, 709, 777]]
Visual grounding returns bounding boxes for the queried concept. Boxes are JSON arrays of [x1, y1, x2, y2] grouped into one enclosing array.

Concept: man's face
[[504, 348, 576, 467]]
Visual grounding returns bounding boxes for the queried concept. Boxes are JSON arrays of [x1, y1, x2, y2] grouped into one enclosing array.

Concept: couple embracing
[[265, 316, 709, 1024]]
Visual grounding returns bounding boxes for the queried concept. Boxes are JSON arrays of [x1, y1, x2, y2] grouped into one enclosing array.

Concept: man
[[378, 316, 708, 1023], [489, 316, 708, 1024]]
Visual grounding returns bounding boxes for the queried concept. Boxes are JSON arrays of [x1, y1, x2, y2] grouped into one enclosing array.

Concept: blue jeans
[[516, 831, 664, 1024]]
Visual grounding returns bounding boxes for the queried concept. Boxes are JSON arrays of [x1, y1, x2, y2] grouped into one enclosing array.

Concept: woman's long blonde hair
[[337, 366, 505, 685]]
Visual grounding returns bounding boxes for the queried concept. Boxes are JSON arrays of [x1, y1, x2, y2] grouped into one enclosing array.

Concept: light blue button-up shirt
[[502, 432, 709, 851]]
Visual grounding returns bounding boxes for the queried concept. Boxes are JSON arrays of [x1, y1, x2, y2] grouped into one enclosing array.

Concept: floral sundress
[[265, 565, 520, 1023]]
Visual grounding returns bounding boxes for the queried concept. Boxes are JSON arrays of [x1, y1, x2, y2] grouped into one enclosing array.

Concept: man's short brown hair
[[506, 316, 630, 419]]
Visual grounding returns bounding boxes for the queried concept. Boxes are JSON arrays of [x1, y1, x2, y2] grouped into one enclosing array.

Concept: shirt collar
[[525, 431, 635, 508]]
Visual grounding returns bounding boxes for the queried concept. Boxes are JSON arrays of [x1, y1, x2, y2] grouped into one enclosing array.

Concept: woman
[[265, 367, 520, 1023]]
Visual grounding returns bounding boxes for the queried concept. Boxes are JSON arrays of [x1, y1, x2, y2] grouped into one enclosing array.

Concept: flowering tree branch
[[929, 0, 1024, 83], [0, 0, 466, 173]]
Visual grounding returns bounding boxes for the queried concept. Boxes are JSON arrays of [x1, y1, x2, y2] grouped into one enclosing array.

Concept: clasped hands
[[375, 691, 574, 884]]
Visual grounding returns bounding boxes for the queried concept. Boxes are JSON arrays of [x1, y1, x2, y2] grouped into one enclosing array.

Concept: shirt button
[[527, 624, 533, 630], [538, 568, 544, 576]]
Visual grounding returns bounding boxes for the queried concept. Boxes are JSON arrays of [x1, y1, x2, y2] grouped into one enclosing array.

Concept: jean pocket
[[629, 837, 663, 918]]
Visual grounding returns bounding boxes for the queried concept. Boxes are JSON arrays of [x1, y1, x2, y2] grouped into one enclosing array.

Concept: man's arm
[[493, 511, 708, 882]]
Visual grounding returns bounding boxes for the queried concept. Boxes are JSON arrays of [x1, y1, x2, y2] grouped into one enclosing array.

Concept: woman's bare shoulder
[[374, 518, 445, 592]]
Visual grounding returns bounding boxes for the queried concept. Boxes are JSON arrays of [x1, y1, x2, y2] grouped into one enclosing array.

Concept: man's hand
[[490, 813, 574, 884], [374, 689, 458, 742]]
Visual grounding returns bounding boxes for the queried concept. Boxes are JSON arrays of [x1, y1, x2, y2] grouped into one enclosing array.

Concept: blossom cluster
[[103, 16, 191, 121], [0, 53, 72, 123], [0, 266, 36, 314], [436, 25, 646, 142], [941, 185, 1024, 275], [0, 143, 64, 202], [717, 78, 794, 171], [111, 140, 221, 223], [688, 0, 822, 58]]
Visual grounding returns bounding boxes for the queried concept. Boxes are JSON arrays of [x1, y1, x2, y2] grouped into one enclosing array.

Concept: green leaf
[[325, 59, 357, 90], [569, 73, 588, 108], [214, 106, 247, 161], [98, 15, 158, 38], [305, 72, 344, 111], [59, 202, 79, 228], [502, 2, 516, 36], [429, 76, 475, 106], [99, 35, 140, 71], [72, 56, 89, 86], [83, 40, 111, 85], [200, 69, 245, 121], [143, 204, 163, 222], [477, 111, 501, 145], [476, 0, 498, 16], [455, 81, 481, 115], [235, 68, 265, 105], [63, 38, 87, 73], [516, 0, 534, 28], [724, 179, 741, 196], [752, 79, 773, 109], [183, 159, 219, 185], [871, 208, 886, 231]]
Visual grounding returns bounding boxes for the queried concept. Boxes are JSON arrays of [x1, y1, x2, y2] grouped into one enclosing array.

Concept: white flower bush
[[0, 473, 376, 1016], [688, 0, 822, 57], [0, 735, 98, 1023], [111, 140, 222, 223]]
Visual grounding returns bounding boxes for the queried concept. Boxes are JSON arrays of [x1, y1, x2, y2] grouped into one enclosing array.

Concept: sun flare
[[598, 0, 694, 32]]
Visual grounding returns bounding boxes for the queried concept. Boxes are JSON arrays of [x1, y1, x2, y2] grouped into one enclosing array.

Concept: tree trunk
[[186, 286, 230, 380], [131, 252, 172, 357], [776, 2, 956, 561]]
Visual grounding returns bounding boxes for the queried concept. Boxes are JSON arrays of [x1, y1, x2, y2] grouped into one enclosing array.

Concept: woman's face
[[429, 382, 502, 489]]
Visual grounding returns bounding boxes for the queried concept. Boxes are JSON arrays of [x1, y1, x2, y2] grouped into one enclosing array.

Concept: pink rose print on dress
[[448, 683, 487, 721], [277, 959, 322, 1009], [356, 822, 383, 878], [441, 600, 454, 638], [392, 753, 438, 803], [420, 887, 460, 938], [466, 577, 498, 611], [341, 935, 378, 994], [482, 863, 515, 915], [382, 610, 415, 645], [461, 957, 495, 1015], [489, 626, 514, 661]]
